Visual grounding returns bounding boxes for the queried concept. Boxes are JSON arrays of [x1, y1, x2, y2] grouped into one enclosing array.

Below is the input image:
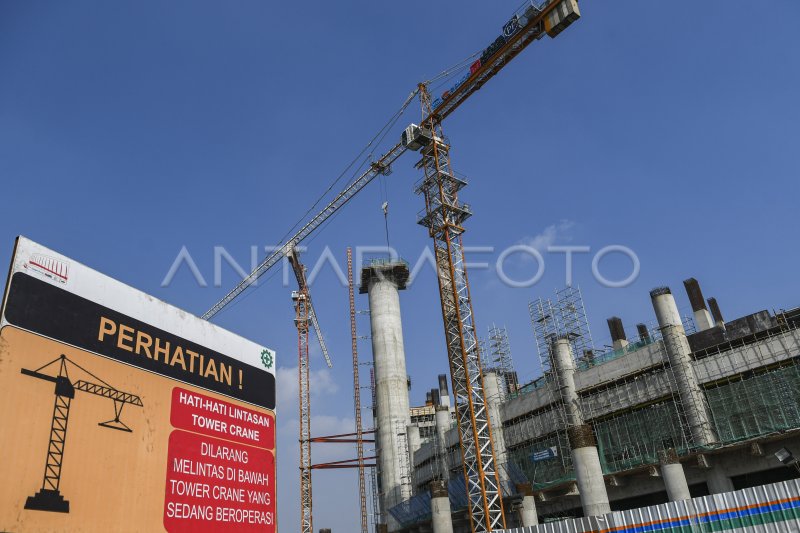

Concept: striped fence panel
[[501, 479, 800, 533]]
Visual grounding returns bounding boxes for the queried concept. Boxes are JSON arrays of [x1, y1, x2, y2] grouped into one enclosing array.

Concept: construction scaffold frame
[[506, 301, 800, 496]]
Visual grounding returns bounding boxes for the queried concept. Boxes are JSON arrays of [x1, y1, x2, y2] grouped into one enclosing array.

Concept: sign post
[[0, 236, 277, 532]]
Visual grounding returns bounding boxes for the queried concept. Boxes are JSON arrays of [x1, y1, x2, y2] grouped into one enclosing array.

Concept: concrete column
[[551, 336, 610, 517], [516, 482, 539, 527], [434, 406, 451, 481], [361, 261, 413, 528], [483, 370, 509, 484], [569, 425, 611, 517], [552, 337, 583, 426], [430, 481, 454, 533], [607, 316, 629, 350], [706, 467, 735, 494], [431, 388, 441, 406], [636, 323, 651, 341], [650, 287, 716, 447], [659, 449, 690, 501], [683, 278, 714, 331], [708, 297, 725, 329], [407, 423, 421, 485], [438, 374, 451, 408]]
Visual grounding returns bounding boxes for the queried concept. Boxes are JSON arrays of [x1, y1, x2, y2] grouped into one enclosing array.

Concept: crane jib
[[203, 0, 581, 319], [202, 142, 406, 320]]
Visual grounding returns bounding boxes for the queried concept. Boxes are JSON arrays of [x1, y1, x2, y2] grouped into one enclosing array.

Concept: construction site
[[2, 0, 799, 532], [386, 280, 800, 531], [185, 0, 800, 531]]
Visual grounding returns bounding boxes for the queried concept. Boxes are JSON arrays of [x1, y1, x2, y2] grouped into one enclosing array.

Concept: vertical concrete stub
[[608, 316, 629, 350], [684, 278, 714, 331]]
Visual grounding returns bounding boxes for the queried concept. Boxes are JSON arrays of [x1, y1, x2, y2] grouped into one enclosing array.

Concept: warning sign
[[171, 387, 275, 449], [0, 237, 277, 532], [164, 430, 274, 532]]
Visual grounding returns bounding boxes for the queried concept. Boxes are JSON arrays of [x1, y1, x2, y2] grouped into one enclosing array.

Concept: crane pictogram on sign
[[21, 354, 144, 513]]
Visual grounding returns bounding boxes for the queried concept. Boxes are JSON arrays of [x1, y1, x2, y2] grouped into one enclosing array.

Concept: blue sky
[[1, 1, 799, 530]]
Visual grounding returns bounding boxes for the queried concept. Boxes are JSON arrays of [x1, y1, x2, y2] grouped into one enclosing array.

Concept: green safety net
[[595, 400, 689, 473], [507, 362, 800, 492], [707, 362, 800, 444], [508, 431, 575, 490]]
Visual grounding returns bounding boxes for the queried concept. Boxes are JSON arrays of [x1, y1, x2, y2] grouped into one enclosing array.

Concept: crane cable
[[380, 176, 390, 252], [426, 50, 481, 84], [271, 89, 417, 250], [217, 91, 418, 315]]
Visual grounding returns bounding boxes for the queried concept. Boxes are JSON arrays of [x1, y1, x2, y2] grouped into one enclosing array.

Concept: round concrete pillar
[[430, 480, 454, 533], [552, 337, 583, 426], [362, 262, 413, 525], [650, 287, 716, 447], [515, 482, 539, 527], [569, 425, 611, 517], [659, 449, 691, 501], [434, 406, 451, 480], [483, 370, 509, 483]]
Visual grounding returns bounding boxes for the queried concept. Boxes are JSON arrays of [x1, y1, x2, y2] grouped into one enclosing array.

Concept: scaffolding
[[529, 298, 560, 377], [369, 366, 382, 528], [555, 286, 594, 365], [488, 324, 518, 400], [505, 306, 800, 493]]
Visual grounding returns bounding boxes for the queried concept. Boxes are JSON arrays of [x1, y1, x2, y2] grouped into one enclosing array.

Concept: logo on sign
[[260, 349, 274, 370], [25, 254, 69, 285], [503, 16, 519, 38]]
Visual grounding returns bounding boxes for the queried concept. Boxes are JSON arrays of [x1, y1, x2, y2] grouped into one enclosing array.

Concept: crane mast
[[201, 1, 582, 530], [292, 288, 313, 533], [288, 245, 333, 533], [415, 84, 505, 532]]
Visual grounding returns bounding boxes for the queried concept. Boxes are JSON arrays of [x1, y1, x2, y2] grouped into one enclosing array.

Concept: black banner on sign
[[3, 273, 275, 410]]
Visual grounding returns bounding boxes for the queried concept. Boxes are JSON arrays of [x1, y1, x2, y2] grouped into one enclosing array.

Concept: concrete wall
[[404, 326, 800, 524]]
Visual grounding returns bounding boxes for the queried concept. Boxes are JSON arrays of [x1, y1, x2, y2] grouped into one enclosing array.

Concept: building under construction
[[361, 275, 800, 532]]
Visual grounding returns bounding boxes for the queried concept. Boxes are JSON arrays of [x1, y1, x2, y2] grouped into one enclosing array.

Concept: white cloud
[[276, 365, 340, 413], [520, 219, 576, 253]]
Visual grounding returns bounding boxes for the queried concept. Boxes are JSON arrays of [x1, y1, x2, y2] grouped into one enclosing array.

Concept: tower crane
[[287, 244, 333, 533], [204, 2, 581, 531], [21, 354, 144, 514]]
